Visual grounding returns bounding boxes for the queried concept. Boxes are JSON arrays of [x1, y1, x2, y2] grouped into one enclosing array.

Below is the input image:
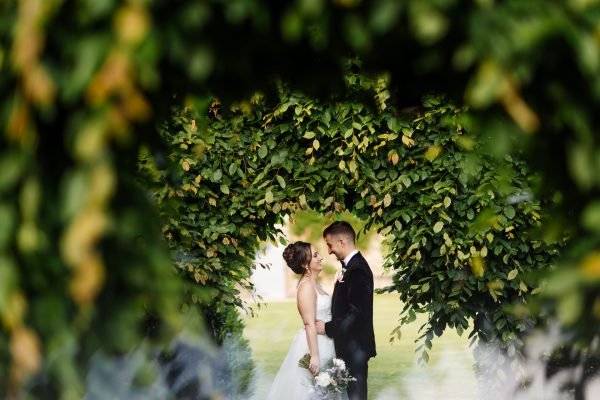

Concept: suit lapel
[[344, 251, 361, 272], [331, 253, 363, 315]]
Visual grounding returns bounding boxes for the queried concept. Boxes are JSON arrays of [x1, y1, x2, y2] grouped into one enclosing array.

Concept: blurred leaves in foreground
[[1, 0, 600, 397]]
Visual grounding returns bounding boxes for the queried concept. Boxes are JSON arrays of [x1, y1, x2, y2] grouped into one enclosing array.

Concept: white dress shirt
[[342, 249, 359, 268]]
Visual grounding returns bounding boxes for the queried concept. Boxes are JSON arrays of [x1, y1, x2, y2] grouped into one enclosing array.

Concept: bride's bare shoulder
[[297, 278, 310, 289], [296, 279, 316, 299]]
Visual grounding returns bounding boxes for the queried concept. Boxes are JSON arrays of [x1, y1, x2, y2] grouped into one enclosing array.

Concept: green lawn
[[244, 294, 479, 400]]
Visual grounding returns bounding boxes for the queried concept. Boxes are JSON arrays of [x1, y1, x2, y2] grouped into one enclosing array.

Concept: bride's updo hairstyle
[[282, 241, 312, 275]]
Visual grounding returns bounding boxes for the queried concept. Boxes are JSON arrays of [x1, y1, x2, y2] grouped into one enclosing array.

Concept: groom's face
[[324, 234, 344, 260]]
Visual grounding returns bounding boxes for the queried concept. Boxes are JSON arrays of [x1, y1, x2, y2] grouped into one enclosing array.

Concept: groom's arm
[[324, 271, 370, 339], [324, 318, 336, 338]]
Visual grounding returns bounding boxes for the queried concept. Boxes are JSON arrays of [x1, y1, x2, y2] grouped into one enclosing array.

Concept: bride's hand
[[309, 355, 320, 375], [315, 320, 325, 335]]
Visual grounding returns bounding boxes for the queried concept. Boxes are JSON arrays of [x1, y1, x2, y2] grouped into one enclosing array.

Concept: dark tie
[[340, 260, 346, 270]]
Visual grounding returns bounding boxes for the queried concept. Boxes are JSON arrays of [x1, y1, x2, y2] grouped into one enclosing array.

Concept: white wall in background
[[252, 242, 286, 300]]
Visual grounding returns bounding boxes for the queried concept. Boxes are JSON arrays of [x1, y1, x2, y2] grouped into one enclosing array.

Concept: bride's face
[[307, 245, 323, 274]]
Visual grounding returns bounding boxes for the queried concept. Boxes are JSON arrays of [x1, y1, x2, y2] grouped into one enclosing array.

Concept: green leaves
[[265, 190, 274, 203], [0, 203, 16, 249], [581, 201, 600, 233], [1, 0, 591, 394], [228, 163, 237, 176], [141, 77, 563, 382], [0, 152, 24, 193], [276, 175, 286, 189], [383, 193, 392, 208], [443, 196, 451, 208], [258, 145, 268, 159], [503, 206, 516, 220]]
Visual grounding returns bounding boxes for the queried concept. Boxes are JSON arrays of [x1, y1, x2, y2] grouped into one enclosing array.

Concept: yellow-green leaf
[[486, 280, 505, 303], [349, 159, 358, 173], [299, 194, 307, 208], [401, 135, 415, 147], [433, 221, 444, 233], [425, 145, 442, 161], [276, 175, 286, 189], [383, 193, 392, 208], [265, 190, 273, 203], [519, 280, 528, 293], [443, 196, 451, 208]]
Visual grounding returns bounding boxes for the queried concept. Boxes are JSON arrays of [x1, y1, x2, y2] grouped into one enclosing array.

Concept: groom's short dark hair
[[323, 221, 356, 244]]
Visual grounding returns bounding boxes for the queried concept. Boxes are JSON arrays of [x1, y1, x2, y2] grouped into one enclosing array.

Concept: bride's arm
[[297, 283, 320, 375]]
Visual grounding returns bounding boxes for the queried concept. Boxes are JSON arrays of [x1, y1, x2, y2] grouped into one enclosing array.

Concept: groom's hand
[[315, 320, 325, 335]]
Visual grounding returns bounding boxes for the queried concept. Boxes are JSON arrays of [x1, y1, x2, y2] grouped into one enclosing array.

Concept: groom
[[316, 221, 376, 400]]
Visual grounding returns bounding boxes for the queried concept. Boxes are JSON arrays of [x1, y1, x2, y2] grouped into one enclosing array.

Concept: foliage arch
[[141, 73, 562, 368]]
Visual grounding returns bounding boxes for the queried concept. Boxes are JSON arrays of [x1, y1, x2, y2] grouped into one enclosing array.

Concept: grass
[[244, 294, 480, 400]]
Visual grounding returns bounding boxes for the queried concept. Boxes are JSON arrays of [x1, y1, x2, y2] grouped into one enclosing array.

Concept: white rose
[[332, 358, 346, 370], [315, 372, 332, 387]]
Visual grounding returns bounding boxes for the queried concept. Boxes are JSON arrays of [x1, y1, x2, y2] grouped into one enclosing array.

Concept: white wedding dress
[[267, 291, 347, 400]]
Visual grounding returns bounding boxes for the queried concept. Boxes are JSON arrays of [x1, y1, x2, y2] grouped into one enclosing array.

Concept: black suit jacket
[[325, 252, 376, 363]]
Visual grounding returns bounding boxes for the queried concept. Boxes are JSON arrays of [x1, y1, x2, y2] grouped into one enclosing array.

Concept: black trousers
[[346, 360, 368, 400]]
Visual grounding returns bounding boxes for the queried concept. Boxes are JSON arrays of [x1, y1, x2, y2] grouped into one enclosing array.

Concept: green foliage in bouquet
[[298, 353, 312, 370], [299, 353, 355, 399]]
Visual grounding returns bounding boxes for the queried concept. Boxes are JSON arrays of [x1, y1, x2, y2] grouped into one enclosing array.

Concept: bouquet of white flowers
[[298, 353, 356, 399]]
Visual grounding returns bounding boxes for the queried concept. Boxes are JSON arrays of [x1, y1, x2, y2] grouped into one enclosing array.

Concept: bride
[[267, 241, 346, 400]]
